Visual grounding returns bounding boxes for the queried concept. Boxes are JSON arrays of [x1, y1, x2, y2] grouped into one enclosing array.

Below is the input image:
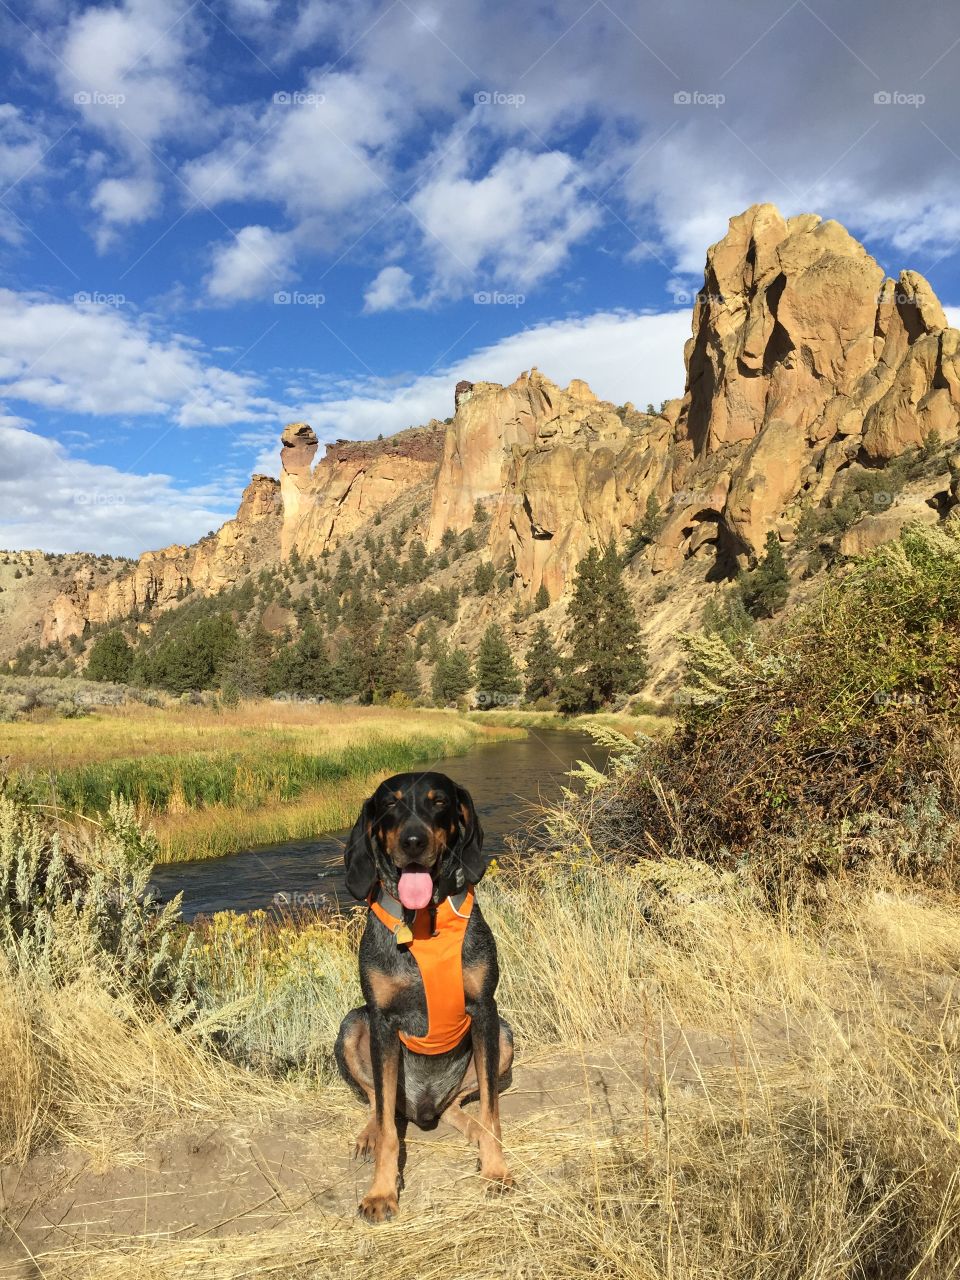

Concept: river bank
[[149, 727, 614, 916], [0, 701, 524, 862]]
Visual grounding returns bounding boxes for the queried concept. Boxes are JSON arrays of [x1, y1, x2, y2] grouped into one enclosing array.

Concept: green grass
[[19, 733, 474, 816], [466, 707, 672, 738]]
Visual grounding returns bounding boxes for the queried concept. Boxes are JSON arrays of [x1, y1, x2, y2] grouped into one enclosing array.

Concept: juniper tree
[[474, 624, 520, 708], [739, 530, 790, 619], [524, 620, 561, 701], [431, 645, 473, 705], [86, 629, 133, 683], [559, 543, 647, 711]]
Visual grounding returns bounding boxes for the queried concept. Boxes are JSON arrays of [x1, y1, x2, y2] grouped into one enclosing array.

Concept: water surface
[[150, 728, 609, 919]]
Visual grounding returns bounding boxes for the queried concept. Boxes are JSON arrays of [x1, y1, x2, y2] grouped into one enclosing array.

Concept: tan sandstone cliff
[[30, 202, 960, 652], [40, 475, 282, 646]]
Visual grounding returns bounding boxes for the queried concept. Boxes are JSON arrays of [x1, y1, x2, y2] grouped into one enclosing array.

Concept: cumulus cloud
[[0, 424, 238, 555], [205, 225, 296, 303], [56, 0, 207, 146], [0, 288, 279, 426], [363, 265, 419, 312], [90, 173, 161, 249], [407, 146, 601, 296]]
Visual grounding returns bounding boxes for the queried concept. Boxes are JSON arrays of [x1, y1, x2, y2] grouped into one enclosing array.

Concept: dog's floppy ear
[[453, 783, 488, 884], [344, 797, 379, 901]]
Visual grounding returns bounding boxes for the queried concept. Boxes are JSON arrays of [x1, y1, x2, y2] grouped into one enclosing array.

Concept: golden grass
[[9, 863, 960, 1277], [0, 701, 517, 771]]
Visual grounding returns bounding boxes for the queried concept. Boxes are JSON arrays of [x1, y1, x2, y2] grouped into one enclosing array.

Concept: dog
[[334, 771, 513, 1222]]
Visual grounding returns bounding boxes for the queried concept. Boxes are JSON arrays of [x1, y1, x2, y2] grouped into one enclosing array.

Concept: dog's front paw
[[358, 1191, 399, 1222], [479, 1160, 513, 1191]]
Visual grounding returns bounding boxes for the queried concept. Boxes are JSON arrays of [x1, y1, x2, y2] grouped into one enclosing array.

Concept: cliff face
[[281, 422, 444, 560], [40, 475, 282, 646], [662, 205, 959, 565], [27, 202, 960, 658], [426, 370, 670, 599]]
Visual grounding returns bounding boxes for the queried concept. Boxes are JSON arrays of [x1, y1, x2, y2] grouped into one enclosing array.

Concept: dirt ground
[[0, 1023, 756, 1276]]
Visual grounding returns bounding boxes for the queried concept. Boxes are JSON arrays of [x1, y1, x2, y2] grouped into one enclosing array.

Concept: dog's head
[[343, 771, 486, 905]]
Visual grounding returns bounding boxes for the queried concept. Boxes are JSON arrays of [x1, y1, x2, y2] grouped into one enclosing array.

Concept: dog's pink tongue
[[397, 867, 433, 910]]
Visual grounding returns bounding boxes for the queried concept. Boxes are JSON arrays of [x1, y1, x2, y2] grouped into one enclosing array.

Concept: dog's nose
[[401, 830, 429, 856]]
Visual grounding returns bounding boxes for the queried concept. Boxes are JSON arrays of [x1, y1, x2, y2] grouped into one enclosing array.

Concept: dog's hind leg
[[335, 1007, 378, 1160]]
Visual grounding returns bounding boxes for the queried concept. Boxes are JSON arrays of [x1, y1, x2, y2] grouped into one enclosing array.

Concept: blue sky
[[2, 0, 960, 554]]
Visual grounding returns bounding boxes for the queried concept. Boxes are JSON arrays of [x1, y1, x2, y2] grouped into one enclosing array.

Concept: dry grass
[[6, 861, 960, 1277], [0, 700, 516, 771]]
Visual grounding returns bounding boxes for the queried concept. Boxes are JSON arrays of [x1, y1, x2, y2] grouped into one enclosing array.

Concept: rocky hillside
[[6, 202, 960, 692]]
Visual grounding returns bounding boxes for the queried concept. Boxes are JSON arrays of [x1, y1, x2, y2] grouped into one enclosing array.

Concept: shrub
[[0, 790, 192, 1007], [559, 522, 960, 885]]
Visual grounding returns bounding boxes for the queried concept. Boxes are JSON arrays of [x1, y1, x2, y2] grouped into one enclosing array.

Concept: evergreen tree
[[86, 629, 133, 683], [533, 582, 550, 611], [560, 543, 647, 711], [218, 625, 274, 697], [739, 531, 790, 619], [431, 645, 473, 704], [524, 620, 560, 701], [474, 561, 496, 594], [473, 498, 489, 524], [460, 527, 478, 554], [407, 537, 429, 582], [375, 618, 422, 702], [340, 590, 381, 701], [266, 622, 335, 697], [622, 493, 664, 562], [474, 624, 520, 708], [333, 549, 353, 597]]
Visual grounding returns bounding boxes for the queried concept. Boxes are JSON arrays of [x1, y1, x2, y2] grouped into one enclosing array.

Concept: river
[[149, 728, 611, 919]]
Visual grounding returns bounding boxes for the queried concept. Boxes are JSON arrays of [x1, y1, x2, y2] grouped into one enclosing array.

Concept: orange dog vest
[[369, 888, 475, 1055]]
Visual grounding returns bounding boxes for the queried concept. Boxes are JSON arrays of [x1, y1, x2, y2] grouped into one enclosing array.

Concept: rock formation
[[281, 423, 444, 561], [40, 475, 282, 646], [27, 202, 960, 657]]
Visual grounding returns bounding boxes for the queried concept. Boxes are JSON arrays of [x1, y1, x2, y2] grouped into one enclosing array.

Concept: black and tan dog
[[335, 771, 513, 1221]]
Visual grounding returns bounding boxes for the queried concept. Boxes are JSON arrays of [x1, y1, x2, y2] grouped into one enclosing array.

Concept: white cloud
[[0, 105, 45, 187], [408, 146, 601, 296], [57, 0, 206, 147], [183, 70, 399, 220], [90, 173, 161, 249], [205, 225, 295, 303], [0, 425, 238, 556], [0, 288, 279, 426], [363, 265, 418, 312]]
